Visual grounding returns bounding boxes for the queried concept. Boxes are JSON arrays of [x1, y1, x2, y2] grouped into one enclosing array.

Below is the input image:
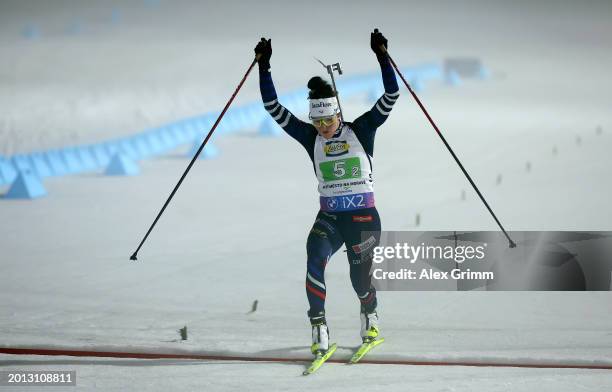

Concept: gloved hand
[[370, 28, 388, 59], [254, 37, 272, 69]]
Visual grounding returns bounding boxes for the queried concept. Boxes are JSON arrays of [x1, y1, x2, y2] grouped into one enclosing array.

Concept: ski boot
[[349, 307, 384, 364], [303, 311, 337, 375], [308, 310, 330, 354], [360, 307, 380, 343]]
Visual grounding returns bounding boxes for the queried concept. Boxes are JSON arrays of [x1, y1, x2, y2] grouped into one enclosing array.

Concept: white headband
[[309, 97, 339, 119]]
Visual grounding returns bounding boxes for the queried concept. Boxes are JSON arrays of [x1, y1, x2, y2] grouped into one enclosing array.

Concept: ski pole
[[129, 54, 261, 261], [379, 44, 516, 248]]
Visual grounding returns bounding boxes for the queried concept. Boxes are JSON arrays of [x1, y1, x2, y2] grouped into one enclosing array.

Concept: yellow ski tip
[[302, 343, 337, 375]]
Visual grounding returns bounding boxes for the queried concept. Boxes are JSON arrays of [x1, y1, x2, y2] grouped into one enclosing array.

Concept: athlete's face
[[313, 115, 340, 139]]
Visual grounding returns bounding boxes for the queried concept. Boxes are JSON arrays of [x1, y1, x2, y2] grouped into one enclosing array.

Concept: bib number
[[320, 157, 361, 182]]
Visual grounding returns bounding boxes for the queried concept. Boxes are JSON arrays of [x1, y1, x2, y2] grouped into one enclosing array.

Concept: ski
[[302, 343, 337, 375], [349, 337, 385, 364]]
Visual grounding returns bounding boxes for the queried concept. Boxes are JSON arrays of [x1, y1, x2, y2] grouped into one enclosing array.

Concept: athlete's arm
[[353, 56, 400, 131], [255, 38, 316, 153], [351, 30, 400, 156], [259, 68, 316, 148]]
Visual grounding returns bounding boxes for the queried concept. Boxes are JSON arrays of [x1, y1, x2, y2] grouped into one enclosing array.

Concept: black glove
[[370, 28, 388, 59], [254, 37, 272, 69]]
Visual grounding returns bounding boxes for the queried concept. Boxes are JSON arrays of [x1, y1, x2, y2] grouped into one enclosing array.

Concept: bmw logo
[[327, 198, 338, 210]]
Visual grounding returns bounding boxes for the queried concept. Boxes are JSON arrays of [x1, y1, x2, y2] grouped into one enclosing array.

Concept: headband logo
[[311, 101, 333, 108]]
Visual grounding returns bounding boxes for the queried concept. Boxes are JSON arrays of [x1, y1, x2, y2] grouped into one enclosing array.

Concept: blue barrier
[[132, 136, 152, 158], [103, 142, 120, 159], [244, 104, 266, 126], [11, 155, 33, 174], [44, 150, 68, 176], [0, 157, 17, 186], [5, 169, 47, 199], [90, 144, 111, 167], [179, 121, 197, 142], [407, 63, 443, 80], [259, 117, 283, 137], [367, 86, 385, 104], [105, 153, 140, 176], [187, 140, 219, 160], [2, 60, 470, 198], [156, 128, 177, 150], [29, 153, 53, 177], [183, 121, 199, 140], [445, 70, 462, 86], [411, 77, 425, 92], [144, 132, 165, 154], [168, 124, 185, 145], [77, 147, 98, 171], [478, 67, 490, 79], [61, 147, 84, 173], [118, 139, 139, 160]]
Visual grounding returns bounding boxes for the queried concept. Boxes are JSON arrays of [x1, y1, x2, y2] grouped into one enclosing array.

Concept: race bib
[[319, 157, 361, 182]]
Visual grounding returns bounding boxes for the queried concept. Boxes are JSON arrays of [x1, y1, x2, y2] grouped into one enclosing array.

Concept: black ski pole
[[129, 54, 261, 261], [379, 42, 516, 248]]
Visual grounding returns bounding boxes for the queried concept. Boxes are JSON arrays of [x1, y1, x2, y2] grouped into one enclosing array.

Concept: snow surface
[[1, 0, 612, 390]]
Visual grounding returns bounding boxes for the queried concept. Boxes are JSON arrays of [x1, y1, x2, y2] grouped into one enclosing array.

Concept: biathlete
[[254, 29, 399, 356]]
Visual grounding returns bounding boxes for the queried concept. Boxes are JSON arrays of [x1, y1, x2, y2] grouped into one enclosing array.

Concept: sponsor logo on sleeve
[[352, 215, 373, 223]]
